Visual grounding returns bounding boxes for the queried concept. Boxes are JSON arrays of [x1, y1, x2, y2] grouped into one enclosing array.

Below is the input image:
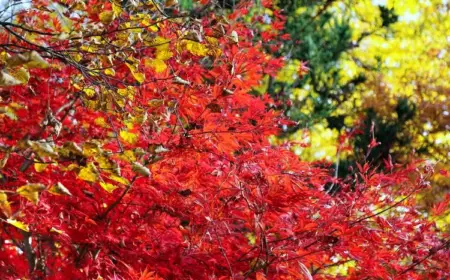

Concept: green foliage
[[271, 0, 365, 125], [270, 0, 449, 215]]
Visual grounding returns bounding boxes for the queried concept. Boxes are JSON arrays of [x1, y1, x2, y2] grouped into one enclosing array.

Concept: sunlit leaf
[[183, 41, 209, 57], [104, 68, 116, 76], [99, 11, 115, 25], [99, 182, 119, 193], [120, 130, 139, 145], [78, 164, 99, 183], [109, 174, 130, 185], [0, 192, 12, 217], [6, 51, 49, 69], [34, 163, 48, 172], [144, 58, 167, 73], [7, 219, 29, 232], [17, 183, 46, 204]]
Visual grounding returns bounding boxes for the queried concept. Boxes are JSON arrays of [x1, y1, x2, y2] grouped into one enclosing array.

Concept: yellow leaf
[[0, 106, 17, 120], [82, 142, 101, 157], [144, 58, 167, 73], [78, 164, 99, 183], [83, 87, 96, 97], [99, 10, 115, 25], [17, 183, 46, 204], [0, 191, 12, 217], [245, 232, 256, 245], [125, 59, 145, 84], [9, 67, 30, 84], [25, 51, 50, 68], [205, 36, 219, 45], [124, 118, 134, 129], [112, 2, 122, 16], [120, 130, 139, 145], [95, 117, 109, 128], [49, 182, 72, 196], [95, 155, 121, 175], [155, 49, 173, 61], [148, 25, 159, 32], [132, 72, 145, 84], [184, 41, 209, 57], [6, 51, 49, 69], [7, 219, 29, 232], [117, 86, 135, 99], [149, 36, 171, 48], [109, 174, 130, 185], [34, 163, 48, 172], [0, 51, 7, 64], [104, 68, 116, 76], [72, 53, 82, 62], [99, 182, 119, 193], [118, 149, 136, 162]]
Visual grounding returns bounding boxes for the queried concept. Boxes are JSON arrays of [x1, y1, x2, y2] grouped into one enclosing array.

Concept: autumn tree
[[261, 1, 449, 213], [0, 0, 449, 279]]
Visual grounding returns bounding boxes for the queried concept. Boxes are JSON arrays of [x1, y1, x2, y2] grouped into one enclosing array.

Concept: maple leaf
[[0, 1, 447, 279]]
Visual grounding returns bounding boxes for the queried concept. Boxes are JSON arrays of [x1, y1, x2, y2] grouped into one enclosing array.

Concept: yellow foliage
[[132, 72, 145, 84], [7, 219, 29, 232], [109, 174, 130, 185], [322, 259, 357, 277], [104, 68, 116, 76], [95, 117, 109, 128], [83, 142, 102, 157], [99, 11, 115, 25], [78, 164, 99, 183], [118, 150, 136, 162], [125, 58, 145, 84], [99, 182, 119, 193], [155, 49, 173, 61], [117, 86, 135, 99], [17, 183, 46, 204], [120, 130, 139, 145], [34, 163, 48, 172], [0, 192, 12, 217], [276, 60, 300, 83], [293, 123, 339, 161], [6, 51, 49, 69], [183, 41, 209, 57], [0, 71, 24, 86], [144, 58, 167, 73]]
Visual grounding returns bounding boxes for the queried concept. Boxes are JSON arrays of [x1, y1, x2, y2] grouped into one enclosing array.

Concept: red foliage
[[0, 1, 448, 279]]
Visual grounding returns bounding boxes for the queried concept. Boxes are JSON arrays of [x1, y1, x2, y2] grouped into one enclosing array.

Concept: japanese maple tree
[[0, 0, 448, 279]]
